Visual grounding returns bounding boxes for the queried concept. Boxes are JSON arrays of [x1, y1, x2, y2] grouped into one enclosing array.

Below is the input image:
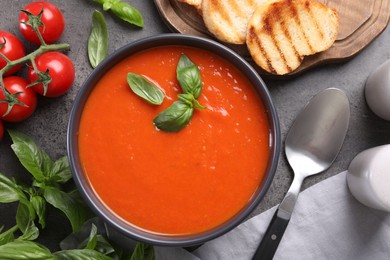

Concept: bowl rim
[[67, 33, 281, 247]]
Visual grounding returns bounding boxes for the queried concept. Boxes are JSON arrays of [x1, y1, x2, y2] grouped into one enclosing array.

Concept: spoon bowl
[[253, 88, 350, 259]]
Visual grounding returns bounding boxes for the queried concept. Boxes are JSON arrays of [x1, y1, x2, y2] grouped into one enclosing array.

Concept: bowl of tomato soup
[[68, 34, 280, 246]]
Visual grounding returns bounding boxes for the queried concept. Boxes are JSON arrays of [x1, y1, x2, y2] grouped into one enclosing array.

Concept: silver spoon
[[252, 88, 350, 260]]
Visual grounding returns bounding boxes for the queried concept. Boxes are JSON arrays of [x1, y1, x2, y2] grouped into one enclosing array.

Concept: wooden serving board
[[154, 0, 390, 78]]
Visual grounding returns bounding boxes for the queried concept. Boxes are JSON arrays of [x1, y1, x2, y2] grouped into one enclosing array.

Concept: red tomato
[[0, 31, 26, 76], [28, 52, 75, 97], [0, 76, 37, 122], [0, 120, 4, 140], [19, 1, 65, 45]]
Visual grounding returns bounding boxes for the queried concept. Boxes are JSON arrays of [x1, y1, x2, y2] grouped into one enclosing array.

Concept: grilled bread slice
[[177, 0, 202, 14], [247, 0, 339, 75], [202, 0, 268, 44]]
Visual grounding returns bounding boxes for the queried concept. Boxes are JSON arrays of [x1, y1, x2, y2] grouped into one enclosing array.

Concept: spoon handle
[[251, 210, 289, 260]]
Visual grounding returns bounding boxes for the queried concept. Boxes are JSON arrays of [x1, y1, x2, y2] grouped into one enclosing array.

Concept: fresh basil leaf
[[0, 241, 53, 259], [85, 224, 98, 250], [0, 225, 17, 246], [0, 172, 23, 203], [30, 195, 47, 229], [110, 1, 144, 27], [127, 72, 165, 105], [54, 249, 112, 260], [153, 100, 193, 132], [43, 187, 90, 232], [130, 242, 155, 260], [88, 10, 108, 69], [49, 156, 72, 184], [8, 130, 48, 182], [93, 0, 143, 27], [177, 54, 202, 99], [16, 202, 39, 241]]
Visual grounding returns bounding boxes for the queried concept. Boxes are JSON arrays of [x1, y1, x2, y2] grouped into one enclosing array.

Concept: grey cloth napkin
[[155, 172, 390, 260]]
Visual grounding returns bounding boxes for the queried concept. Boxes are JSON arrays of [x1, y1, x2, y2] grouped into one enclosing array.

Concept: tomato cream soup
[[78, 46, 270, 235]]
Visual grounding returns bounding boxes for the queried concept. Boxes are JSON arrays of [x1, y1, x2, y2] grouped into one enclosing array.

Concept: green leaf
[[110, 1, 144, 27], [153, 100, 193, 132], [54, 249, 112, 260], [30, 195, 47, 228], [85, 224, 98, 250], [176, 54, 202, 99], [130, 242, 155, 260], [49, 156, 72, 184], [127, 73, 165, 105], [16, 202, 39, 241], [0, 240, 54, 260], [0, 172, 23, 203], [0, 225, 17, 246], [8, 130, 49, 182], [88, 10, 108, 69], [43, 187, 90, 232]]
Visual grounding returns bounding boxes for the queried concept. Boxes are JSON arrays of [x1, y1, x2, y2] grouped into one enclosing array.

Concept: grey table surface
[[0, 0, 389, 252]]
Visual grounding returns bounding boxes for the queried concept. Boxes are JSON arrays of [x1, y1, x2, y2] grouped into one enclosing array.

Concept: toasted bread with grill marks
[[247, 0, 339, 75], [202, 0, 268, 45]]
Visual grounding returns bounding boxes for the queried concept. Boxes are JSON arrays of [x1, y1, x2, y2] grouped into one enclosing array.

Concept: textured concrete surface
[[0, 0, 389, 251]]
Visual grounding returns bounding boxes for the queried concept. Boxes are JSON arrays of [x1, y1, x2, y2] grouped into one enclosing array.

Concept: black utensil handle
[[252, 210, 290, 260]]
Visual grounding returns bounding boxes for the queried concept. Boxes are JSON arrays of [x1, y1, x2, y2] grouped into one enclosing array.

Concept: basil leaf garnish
[[153, 100, 194, 132], [176, 54, 202, 99], [130, 242, 155, 260], [111, 2, 143, 27], [93, 0, 143, 27], [88, 10, 108, 69], [127, 73, 165, 105]]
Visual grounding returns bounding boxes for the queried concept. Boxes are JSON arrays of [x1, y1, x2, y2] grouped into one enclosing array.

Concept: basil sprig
[[93, 0, 144, 27], [0, 130, 155, 259], [154, 54, 205, 132], [127, 73, 165, 105], [88, 10, 108, 68]]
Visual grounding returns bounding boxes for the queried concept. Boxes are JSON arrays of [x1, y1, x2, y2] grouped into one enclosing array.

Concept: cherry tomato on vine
[[0, 31, 25, 76], [0, 120, 4, 140], [19, 1, 65, 45], [28, 52, 75, 97], [0, 76, 37, 122]]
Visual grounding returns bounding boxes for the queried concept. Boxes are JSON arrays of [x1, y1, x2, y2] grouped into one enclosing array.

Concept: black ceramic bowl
[[67, 34, 280, 247]]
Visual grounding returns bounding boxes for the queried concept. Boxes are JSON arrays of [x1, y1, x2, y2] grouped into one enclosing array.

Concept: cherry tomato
[[28, 52, 75, 97], [0, 31, 25, 76], [19, 1, 65, 45], [0, 76, 37, 122], [0, 120, 4, 141]]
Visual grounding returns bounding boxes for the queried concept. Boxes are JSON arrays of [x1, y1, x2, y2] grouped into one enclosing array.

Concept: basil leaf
[[153, 100, 193, 132], [49, 156, 72, 184], [0, 241, 54, 260], [94, 0, 143, 27], [127, 72, 165, 105], [130, 242, 155, 260], [0, 226, 17, 246], [16, 202, 39, 241], [88, 10, 108, 69], [85, 224, 98, 250], [0, 172, 23, 203], [177, 54, 202, 99], [43, 187, 90, 232], [30, 195, 47, 228], [110, 1, 144, 27], [8, 130, 48, 182], [54, 249, 112, 260]]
